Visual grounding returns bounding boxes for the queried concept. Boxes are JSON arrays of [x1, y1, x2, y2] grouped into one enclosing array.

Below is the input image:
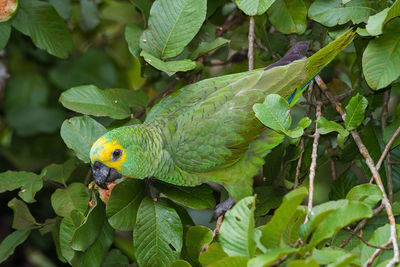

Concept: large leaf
[[154, 183, 215, 209], [308, 0, 374, 27], [59, 85, 131, 119], [140, 50, 197, 76], [11, 0, 73, 58], [219, 196, 256, 258], [199, 242, 228, 266], [234, 0, 276, 16], [267, 0, 307, 34], [0, 228, 31, 264], [125, 23, 144, 58], [140, 0, 207, 58], [346, 184, 383, 208], [190, 37, 230, 59], [208, 256, 248, 267], [59, 216, 78, 263], [71, 194, 106, 251], [134, 197, 183, 267], [129, 0, 152, 21], [365, 0, 400, 36], [51, 183, 90, 217], [185, 226, 213, 262], [0, 23, 11, 50], [344, 93, 368, 130], [8, 198, 37, 231], [247, 248, 299, 267], [101, 249, 130, 267], [73, 221, 114, 267], [42, 158, 81, 186], [106, 179, 144, 231], [60, 116, 107, 163], [309, 200, 372, 247], [261, 187, 307, 248], [362, 18, 400, 90], [0, 171, 43, 203]]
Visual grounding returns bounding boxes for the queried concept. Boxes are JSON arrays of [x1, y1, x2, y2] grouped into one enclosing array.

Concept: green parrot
[[90, 30, 355, 214]]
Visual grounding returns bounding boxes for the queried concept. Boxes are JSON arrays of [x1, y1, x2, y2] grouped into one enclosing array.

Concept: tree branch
[[248, 16, 255, 71], [315, 75, 399, 266]]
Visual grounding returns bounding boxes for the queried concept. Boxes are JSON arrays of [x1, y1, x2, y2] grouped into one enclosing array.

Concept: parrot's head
[[89, 128, 135, 189]]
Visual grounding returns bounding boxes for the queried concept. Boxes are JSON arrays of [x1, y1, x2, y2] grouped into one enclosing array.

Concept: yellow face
[[90, 137, 127, 172]]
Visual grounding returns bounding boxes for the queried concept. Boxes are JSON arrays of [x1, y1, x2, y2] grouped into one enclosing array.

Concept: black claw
[[213, 196, 235, 219]]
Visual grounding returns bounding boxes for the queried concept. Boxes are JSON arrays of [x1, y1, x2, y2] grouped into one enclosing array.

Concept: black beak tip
[[91, 161, 121, 190]]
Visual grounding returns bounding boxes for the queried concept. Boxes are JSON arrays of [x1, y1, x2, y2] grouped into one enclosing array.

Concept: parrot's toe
[[213, 196, 235, 219]]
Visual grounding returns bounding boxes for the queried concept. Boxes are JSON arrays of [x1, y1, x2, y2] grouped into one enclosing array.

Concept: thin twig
[[304, 101, 322, 224], [294, 82, 314, 188], [216, 11, 245, 37], [248, 16, 255, 71], [346, 227, 392, 250], [201, 215, 224, 252], [315, 75, 399, 266], [299, 89, 354, 106], [364, 240, 393, 267], [327, 138, 337, 181], [339, 204, 384, 248], [381, 90, 393, 203], [42, 179, 65, 189]]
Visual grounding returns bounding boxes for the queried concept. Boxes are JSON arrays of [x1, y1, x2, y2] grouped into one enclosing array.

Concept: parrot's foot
[[213, 196, 235, 219]]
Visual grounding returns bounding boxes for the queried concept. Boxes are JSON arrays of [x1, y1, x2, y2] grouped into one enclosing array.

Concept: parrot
[[90, 30, 355, 215]]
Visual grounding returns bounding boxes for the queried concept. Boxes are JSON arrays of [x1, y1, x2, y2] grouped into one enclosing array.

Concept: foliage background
[[1, 0, 400, 266]]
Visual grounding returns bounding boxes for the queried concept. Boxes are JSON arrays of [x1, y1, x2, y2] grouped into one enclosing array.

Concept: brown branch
[[294, 82, 314, 189], [202, 215, 224, 252], [216, 11, 245, 37], [327, 138, 337, 181], [248, 16, 255, 71], [299, 89, 354, 106], [339, 204, 384, 248], [364, 240, 393, 267], [346, 227, 392, 250], [305, 100, 322, 224], [315, 75, 399, 266]]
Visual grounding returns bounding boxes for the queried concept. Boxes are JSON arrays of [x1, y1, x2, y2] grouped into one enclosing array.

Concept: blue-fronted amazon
[[90, 30, 355, 211]]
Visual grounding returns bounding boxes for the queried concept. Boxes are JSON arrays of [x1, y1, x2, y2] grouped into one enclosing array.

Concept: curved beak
[[91, 161, 122, 189]]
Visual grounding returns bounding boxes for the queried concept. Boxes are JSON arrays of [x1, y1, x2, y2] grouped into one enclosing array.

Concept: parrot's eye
[[111, 149, 123, 161]]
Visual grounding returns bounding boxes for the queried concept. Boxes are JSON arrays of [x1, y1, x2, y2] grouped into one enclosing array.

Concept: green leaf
[[247, 248, 299, 267], [267, 0, 307, 34], [261, 187, 307, 248], [199, 242, 228, 266], [11, 0, 73, 58], [42, 158, 81, 186], [329, 171, 358, 200], [71, 193, 106, 251], [59, 85, 131, 119], [0, 23, 11, 50], [219, 196, 255, 258], [286, 258, 319, 267], [234, 0, 276, 15], [190, 38, 230, 59], [313, 248, 358, 265], [140, 0, 207, 58], [0, 228, 31, 264], [309, 200, 373, 247], [140, 50, 197, 76], [8, 198, 37, 230], [101, 249, 130, 267], [0, 171, 43, 203], [125, 23, 144, 58], [359, 224, 400, 265], [286, 117, 312, 138], [154, 183, 215, 209], [308, 0, 374, 27], [170, 260, 192, 267], [106, 179, 144, 231], [366, 0, 400, 36], [49, 0, 71, 20], [185, 226, 213, 262], [79, 0, 99, 31], [73, 221, 114, 267], [129, 0, 152, 21], [346, 184, 383, 208], [317, 116, 349, 137], [254, 186, 285, 216], [253, 94, 291, 133], [59, 216, 78, 263], [106, 88, 148, 108], [60, 116, 107, 163], [362, 18, 400, 90], [134, 197, 183, 267], [344, 93, 368, 130], [49, 50, 117, 90], [51, 183, 90, 217], [208, 256, 248, 267]]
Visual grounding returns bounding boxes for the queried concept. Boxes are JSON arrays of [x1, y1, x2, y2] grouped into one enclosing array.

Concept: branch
[[294, 82, 314, 189], [304, 100, 322, 223], [364, 240, 393, 267], [216, 11, 245, 37], [315, 75, 399, 266], [380, 89, 393, 202], [346, 227, 392, 250], [248, 16, 255, 71]]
